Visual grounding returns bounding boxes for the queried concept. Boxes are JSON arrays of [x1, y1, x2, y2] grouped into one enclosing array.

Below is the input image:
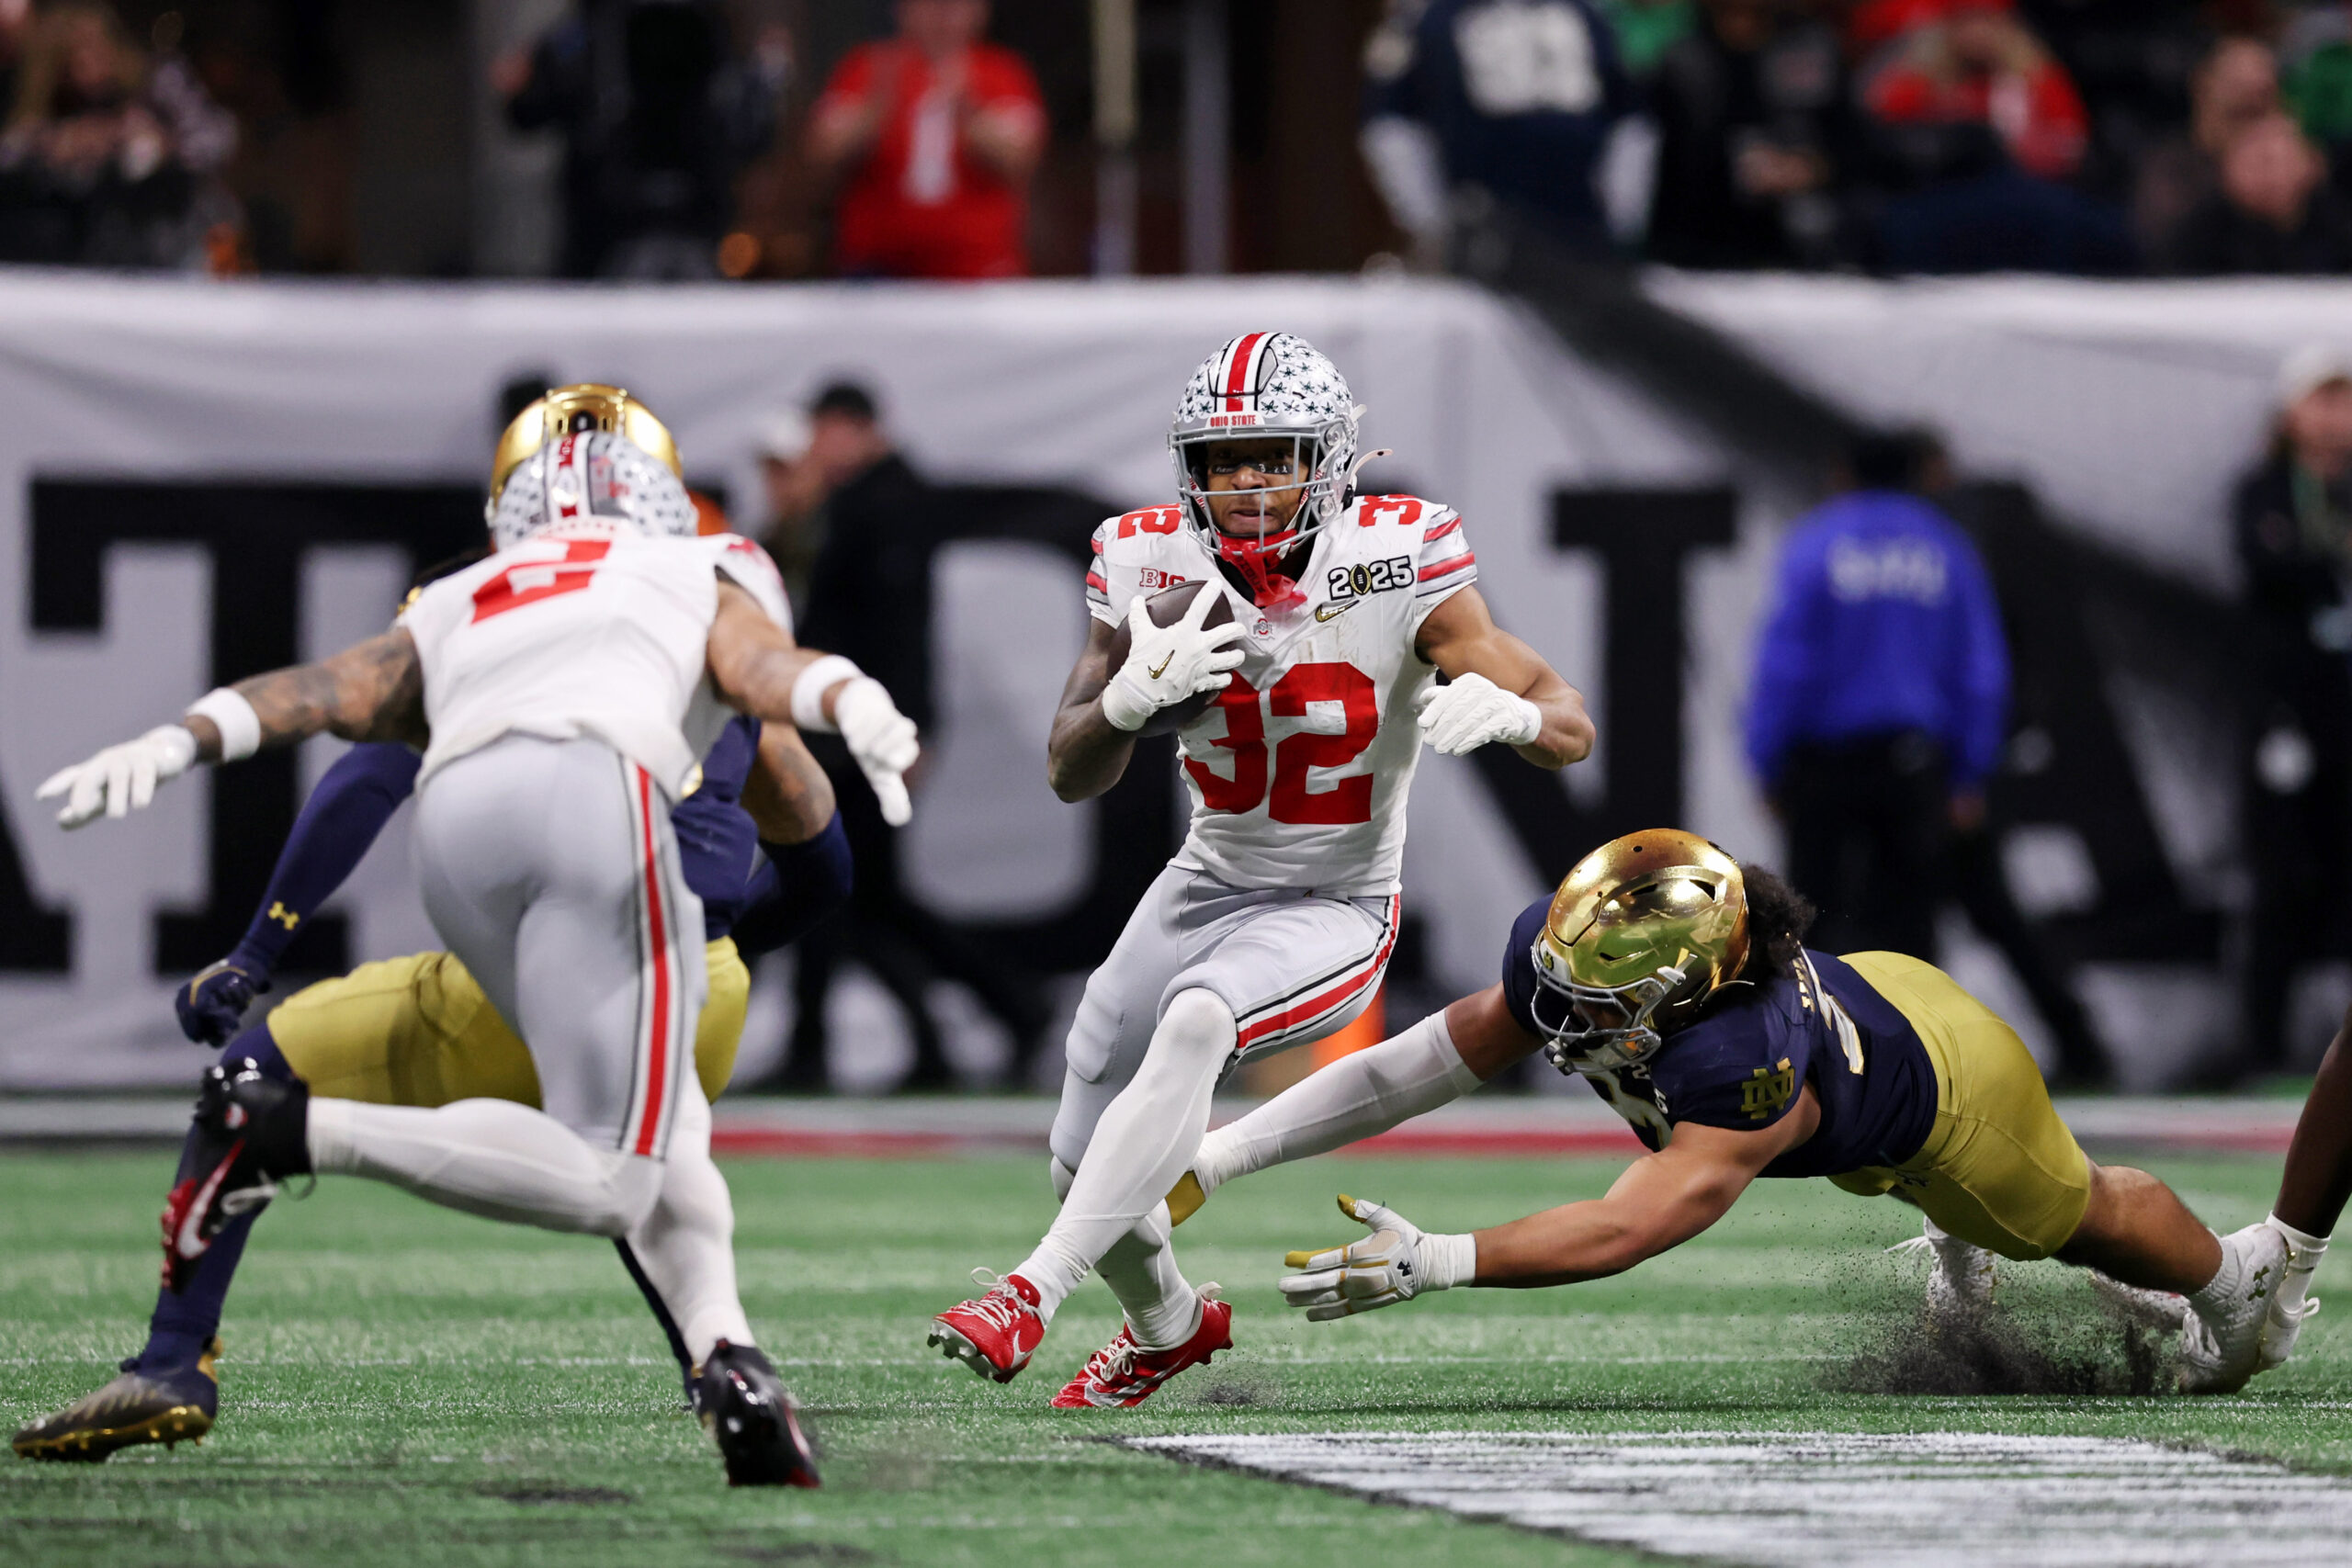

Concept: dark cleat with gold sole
[[12, 1338, 220, 1462]]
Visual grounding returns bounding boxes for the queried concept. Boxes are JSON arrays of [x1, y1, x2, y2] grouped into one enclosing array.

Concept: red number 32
[[1185, 661, 1378, 825]]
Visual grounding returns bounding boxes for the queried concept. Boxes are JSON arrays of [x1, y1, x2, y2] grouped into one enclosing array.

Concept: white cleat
[[1889, 1217, 1997, 1320], [2258, 1220, 2324, 1373], [2178, 1222, 2288, 1394]]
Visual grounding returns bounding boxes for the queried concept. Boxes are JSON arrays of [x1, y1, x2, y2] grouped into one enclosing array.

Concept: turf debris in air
[[1823, 1245, 2177, 1396]]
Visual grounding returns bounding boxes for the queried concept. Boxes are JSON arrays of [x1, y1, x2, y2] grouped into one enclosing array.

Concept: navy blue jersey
[[1363, 0, 1631, 246], [672, 716, 763, 941], [1499, 897, 1939, 1177]]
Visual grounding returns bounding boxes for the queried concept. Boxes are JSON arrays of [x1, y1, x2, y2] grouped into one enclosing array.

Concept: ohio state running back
[[928, 330, 1594, 1408]]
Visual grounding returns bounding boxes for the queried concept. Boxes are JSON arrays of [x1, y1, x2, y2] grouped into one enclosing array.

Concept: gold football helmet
[[1527, 829, 1750, 1077], [489, 383, 682, 505]]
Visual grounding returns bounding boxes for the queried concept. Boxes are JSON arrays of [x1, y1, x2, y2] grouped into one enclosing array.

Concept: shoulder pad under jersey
[[701, 533, 792, 633]]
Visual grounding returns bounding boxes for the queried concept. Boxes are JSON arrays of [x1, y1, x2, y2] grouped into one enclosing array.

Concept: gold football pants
[[265, 936, 748, 1111], [1826, 951, 2092, 1261]]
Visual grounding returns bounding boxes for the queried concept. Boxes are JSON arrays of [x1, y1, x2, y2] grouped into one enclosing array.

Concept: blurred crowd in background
[[16, 0, 2352, 279]]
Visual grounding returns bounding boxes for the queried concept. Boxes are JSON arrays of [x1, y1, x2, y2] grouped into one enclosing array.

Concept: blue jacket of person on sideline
[[1745, 490, 2010, 791]]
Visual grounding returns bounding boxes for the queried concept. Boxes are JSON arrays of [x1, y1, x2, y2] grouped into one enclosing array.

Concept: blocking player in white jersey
[[34, 416, 920, 1486], [928, 330, 1595, 1405]]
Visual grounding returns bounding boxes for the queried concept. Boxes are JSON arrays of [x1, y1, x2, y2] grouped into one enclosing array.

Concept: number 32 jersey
[[402, 530, 792, 798], [1086, 495, 1477, 897]]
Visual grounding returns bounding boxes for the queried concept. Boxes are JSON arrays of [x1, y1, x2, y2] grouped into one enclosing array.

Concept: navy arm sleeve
[[729, 812, 854, 961], [228, 742, 421, 972]]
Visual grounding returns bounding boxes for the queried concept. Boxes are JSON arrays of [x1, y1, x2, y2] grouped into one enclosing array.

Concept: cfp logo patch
[[1326, 555, 1412, 600], [1138, 568, 1190, 590], [1741, 1057, 1797, 1121]]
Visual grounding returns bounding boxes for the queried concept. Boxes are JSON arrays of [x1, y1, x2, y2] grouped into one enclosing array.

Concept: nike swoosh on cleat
[[1147, 652, 1175, 679], [173, 1142, 243, 1262]]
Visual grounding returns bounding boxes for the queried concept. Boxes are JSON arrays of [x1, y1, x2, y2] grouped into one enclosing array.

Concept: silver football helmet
[[487, 429, 698, 551], [1169, 331, 1363, 605]]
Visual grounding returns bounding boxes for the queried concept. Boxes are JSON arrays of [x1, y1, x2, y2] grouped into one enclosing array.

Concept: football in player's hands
[[1102, 581, 1240, 737]]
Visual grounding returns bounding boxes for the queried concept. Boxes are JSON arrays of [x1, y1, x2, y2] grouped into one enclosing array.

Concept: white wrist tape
[[1201, 1010, 1480, 1189], [1501, 691, 1544, 745], [187, 688, 262, 761], [1420, 1230, 1477, 1291], [2270, 1213, 2332, 1264], [1099, 669, 1157, 733], [788, 655, 863, 733]]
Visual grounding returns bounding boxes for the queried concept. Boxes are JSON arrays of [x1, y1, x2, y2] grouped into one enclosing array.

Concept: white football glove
[[1099, 590, 1246, 733], [1278, 1194, 1474, 1322], [1414, 672, 1541, 755], [37, 724, 201, 829], [831, 676, 921, 827]]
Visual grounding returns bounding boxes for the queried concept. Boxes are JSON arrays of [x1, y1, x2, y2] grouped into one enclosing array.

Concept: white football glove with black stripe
[[1278, 1194, 1475, 1321]]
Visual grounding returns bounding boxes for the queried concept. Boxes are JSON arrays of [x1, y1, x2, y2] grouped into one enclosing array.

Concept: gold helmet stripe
[[489, 383, 683, 504]]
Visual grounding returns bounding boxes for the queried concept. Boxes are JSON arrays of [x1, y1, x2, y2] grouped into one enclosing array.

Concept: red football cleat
[[1050, 1287, 1232, 1409], [928, 1271, 1047, 1383]]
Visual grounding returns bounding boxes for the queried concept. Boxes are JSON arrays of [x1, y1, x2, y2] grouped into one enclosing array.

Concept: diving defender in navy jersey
[[1170, 830, 2286, 1396]]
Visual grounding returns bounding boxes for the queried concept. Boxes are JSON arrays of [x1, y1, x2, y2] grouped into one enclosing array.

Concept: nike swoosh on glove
[[37, 724, 201, 829], [831, 677, 921, 827], [1278, 1194, 1472, 1321], [1414, 673, 1542, 756], [1099, 590, 1246, 733]]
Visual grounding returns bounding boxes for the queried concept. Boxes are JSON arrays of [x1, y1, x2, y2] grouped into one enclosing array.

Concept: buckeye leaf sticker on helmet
[[1168, 331, 1366, 609]]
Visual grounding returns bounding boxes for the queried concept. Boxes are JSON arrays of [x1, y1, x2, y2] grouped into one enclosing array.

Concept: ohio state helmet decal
[[488, 430, 699, 551], [1169, 330, 1363, 548]]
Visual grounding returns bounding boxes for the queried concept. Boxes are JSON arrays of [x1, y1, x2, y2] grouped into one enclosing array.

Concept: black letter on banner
[[1461, 485, 1739, 883], [29, 480, 482, 976]]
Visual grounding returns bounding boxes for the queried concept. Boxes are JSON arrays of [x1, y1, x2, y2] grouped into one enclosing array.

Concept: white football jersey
[[1086, 494, 1478, 896], [402, 530, 791, 797]]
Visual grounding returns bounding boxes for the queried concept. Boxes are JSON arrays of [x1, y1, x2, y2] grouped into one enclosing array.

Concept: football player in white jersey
[[928, 330, 1594, 1406], [34, 411, 921, 1486]]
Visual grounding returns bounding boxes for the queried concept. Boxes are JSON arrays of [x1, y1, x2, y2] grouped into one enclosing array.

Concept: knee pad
[[1051, 1156, 1076, 1203], [1153, 988, 1238, 1066], [599, 1152, 665, 1236]]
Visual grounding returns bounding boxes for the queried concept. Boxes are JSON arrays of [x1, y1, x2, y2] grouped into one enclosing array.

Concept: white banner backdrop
[[0, 270, 1735, 1089], [2, 268, 2348, 1090]]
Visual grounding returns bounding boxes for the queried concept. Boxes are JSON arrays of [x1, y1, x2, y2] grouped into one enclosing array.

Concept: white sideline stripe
[[1120, 1429, 2352, 1568]]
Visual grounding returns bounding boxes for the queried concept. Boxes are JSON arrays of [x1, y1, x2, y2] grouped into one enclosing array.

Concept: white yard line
[[1123, 1429, 2352, 1568]]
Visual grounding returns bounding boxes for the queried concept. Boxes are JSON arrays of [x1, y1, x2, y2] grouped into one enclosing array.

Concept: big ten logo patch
[[1138, 568, 1190, 591], [1741, 1057, 1796, 1121], [1326, 557, 1412, 600]]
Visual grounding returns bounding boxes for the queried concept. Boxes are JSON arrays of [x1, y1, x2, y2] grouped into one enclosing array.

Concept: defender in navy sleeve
[[1173, 830, 2288, 1397], [177, 743, 423, 1043]]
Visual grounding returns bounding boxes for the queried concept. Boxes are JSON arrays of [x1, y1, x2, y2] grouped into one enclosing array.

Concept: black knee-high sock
[[136, 1028, 297, 1373]]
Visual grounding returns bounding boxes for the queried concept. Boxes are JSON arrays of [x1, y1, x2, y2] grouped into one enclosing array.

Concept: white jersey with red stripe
[[402, 530, 791, 797], [1085, 492, 1477, 897]]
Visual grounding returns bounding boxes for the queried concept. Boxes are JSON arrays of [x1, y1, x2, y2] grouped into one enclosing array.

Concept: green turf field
[[5, 1145, 2347, 1566]]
